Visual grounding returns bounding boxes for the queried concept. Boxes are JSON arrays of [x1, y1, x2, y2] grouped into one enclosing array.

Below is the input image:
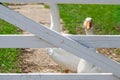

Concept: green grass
[[1, 2, 9, 7], [0, 19, 20, 34], [0, 49, 20, 73], [59, 4, 120, 35], [0, 18, 21, 73]]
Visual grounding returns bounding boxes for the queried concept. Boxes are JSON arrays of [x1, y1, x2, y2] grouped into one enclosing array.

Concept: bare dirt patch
[[19, 48, 63, 73]]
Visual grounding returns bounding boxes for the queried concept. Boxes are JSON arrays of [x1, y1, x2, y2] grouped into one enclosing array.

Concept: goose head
[[84, 18, 93, 35]]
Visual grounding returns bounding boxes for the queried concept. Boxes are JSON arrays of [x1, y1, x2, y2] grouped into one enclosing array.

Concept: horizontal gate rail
[[1, 35, 120, 48], [0, 35, 55, 48], [0, 0, 120, 4], [0, 4, 120, 78], [0, 73, 119, 80]]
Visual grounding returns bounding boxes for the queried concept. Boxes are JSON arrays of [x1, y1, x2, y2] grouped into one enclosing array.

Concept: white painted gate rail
[[0, 0, 120, 80]]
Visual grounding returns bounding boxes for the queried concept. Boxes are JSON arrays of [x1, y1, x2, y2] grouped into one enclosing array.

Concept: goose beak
[[86, 21, 92, 30]]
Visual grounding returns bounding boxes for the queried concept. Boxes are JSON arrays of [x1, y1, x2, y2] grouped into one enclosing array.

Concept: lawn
[[0, 18, 21, 73], [59, 4, 120, 35]]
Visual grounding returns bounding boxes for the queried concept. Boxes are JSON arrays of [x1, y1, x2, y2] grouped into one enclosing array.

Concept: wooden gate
[[0, 0, 120, 80]]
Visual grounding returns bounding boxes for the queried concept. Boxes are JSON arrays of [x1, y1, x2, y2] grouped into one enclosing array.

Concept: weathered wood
[[0, 0, 120, 4], [1, 35, 120, 48], [0, 5, 120, 78], [0, 73, 119, 80]]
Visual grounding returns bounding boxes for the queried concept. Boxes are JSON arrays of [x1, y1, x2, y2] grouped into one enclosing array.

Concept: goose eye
[[86, 21, 92, 30]]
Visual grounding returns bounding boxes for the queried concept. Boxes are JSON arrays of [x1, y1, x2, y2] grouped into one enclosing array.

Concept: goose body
[[77, 59, 104, 73], [48, 5, 104, 73]]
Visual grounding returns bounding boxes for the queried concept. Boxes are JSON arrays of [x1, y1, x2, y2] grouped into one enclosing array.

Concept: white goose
[[47, 4, 105, 73], [48, 15, 105, 73], [77, 18, 105, 73]]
